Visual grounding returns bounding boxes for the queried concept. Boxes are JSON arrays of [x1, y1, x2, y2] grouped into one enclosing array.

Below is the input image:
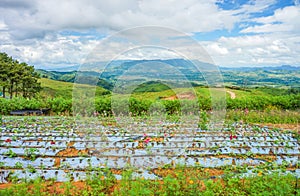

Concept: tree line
[[0, 52, 41, 99]]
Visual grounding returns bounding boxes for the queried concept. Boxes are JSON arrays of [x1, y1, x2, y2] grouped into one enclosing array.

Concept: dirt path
[[226, 90, 236, 99], [212, 88, 236, 99]]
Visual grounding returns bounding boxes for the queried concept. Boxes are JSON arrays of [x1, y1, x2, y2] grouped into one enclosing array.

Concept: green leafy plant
[[4, 149, 17, 158], [14, 162, 23, 169], [24, 148, 39, 161]]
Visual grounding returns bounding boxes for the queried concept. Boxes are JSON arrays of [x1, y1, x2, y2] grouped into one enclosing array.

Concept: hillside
[[40, 78, 292, 102], [37, 59, 300, 89], [39, 78, 110, 99], [37, 69, 114, 90]]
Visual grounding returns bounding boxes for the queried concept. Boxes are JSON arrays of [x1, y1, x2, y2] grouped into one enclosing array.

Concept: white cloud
[[242, 6, 300, 34], [202, 34, 300, 66], [0, 0, 278, 40], [0, 0, 299, 67], [207, 43, 229, 55], [0, 20, 8, 30], [199, 3, 300, 67]]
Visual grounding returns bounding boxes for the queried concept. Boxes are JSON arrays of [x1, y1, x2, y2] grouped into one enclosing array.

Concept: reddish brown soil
[[0, 183, 12, 189], [0, 181, 89, 195], [152, 168, 224, 178], [254, 154, 277, 162], [54, 157, 61, 167], [67, 141, 75, 147], [56, 147, 89, 157], [46, 181, 88, 195], [260, 123, 300, 131], [162, 92, 196, 100]]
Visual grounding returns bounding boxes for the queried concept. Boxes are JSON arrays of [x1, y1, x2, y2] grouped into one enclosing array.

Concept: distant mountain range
[[220, 65, 300, 71], [37, 59, 300, 89], [41, 59, 300, 72]]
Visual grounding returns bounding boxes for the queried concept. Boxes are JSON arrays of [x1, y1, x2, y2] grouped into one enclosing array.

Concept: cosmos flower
[[144, 137, 151, 143], [5, 138, 12, 143]]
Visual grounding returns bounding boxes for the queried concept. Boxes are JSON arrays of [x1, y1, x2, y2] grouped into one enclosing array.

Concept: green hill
[[133, 81, 172, 93], [39, 77, 298, 103], [39, 78, 110, 99], [37, 69, 114, 90]]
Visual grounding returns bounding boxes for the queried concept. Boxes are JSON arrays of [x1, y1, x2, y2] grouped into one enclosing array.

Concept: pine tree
[[0, 52, 41, 99]]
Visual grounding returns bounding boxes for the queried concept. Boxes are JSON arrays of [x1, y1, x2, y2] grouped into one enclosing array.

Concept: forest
[[0, 52, 41, 99]]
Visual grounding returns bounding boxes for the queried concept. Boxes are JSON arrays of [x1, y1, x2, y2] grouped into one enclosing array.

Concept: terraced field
[[0, 116, 299, 183]]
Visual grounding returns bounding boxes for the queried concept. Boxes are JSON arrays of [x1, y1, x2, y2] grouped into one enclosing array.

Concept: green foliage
[[39, 78, 109, 99], [226, 109, 300, 124], [199, 111, 208, 130], [0, 76, 299, 117], [4, 149, 17, 158], [0, 171, 298, 195], [37, 69, 114, 90], [0, 52, 41, 99], [133, 81, 171, 93], [46, 97, 72, 115], [0, 97, 45, 114], [24, 148, 39, 161], [227, 94, 300, 110]]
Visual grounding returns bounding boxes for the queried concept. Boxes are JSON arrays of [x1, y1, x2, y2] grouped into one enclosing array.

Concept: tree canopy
[[0, 52, 41, 99]]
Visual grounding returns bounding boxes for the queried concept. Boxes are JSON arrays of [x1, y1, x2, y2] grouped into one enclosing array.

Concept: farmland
[[0, 114, 299, 195], [1, 0, 300, 194], [0, 70, 299, 195]]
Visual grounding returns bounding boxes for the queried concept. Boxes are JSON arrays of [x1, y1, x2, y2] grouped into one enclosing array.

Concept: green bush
[[0, 93, 299, 116]]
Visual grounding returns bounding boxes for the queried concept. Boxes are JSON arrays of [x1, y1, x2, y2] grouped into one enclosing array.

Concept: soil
[[0, 181, 89, 195], [226, 90, 236, 99], [162, 92, 196, 100], [54, 157, 61, 167], [67, 141, 75, 147], [152, 168, 224, 178], [56, 147, 89, 157], [0, 183, 12, 189], [259, 123, 300, 131]]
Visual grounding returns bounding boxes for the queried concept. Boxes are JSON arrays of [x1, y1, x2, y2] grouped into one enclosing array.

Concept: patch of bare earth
[[0, 181, 89, 195], [259, 123, 300, 131], [152, 168, 224, 178], [226, 90, 236, 99], [56, 147, 89, 157], [162, 92, 196, 100]]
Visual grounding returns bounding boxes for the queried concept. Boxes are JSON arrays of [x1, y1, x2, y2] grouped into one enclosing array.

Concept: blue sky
[[0, 0, 299, 67]]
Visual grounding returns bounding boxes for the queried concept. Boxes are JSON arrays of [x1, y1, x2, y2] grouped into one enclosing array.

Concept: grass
[[133, 81, 172, 93], [39, 78, 109, 99], [39, 77, 296, 101], [226, 109, 300, 124], [0, 169, 298, 196]]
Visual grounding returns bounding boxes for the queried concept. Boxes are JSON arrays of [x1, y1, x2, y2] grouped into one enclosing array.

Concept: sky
[[0, 0, 299, 68]]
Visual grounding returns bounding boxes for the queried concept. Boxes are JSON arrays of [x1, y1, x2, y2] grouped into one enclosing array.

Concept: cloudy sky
[[0, 0, 299, 68]]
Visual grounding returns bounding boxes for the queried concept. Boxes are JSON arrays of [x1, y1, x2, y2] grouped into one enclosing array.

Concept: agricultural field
[[1, 0, 300, 194], [0, 70, 299, 195], [0, 115, 299, 195]]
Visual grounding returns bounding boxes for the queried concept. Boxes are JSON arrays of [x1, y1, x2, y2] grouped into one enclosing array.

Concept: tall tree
[[21, 64, 41, 98], [0, 53, 13, 98], [0, 52, 41, 99]]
